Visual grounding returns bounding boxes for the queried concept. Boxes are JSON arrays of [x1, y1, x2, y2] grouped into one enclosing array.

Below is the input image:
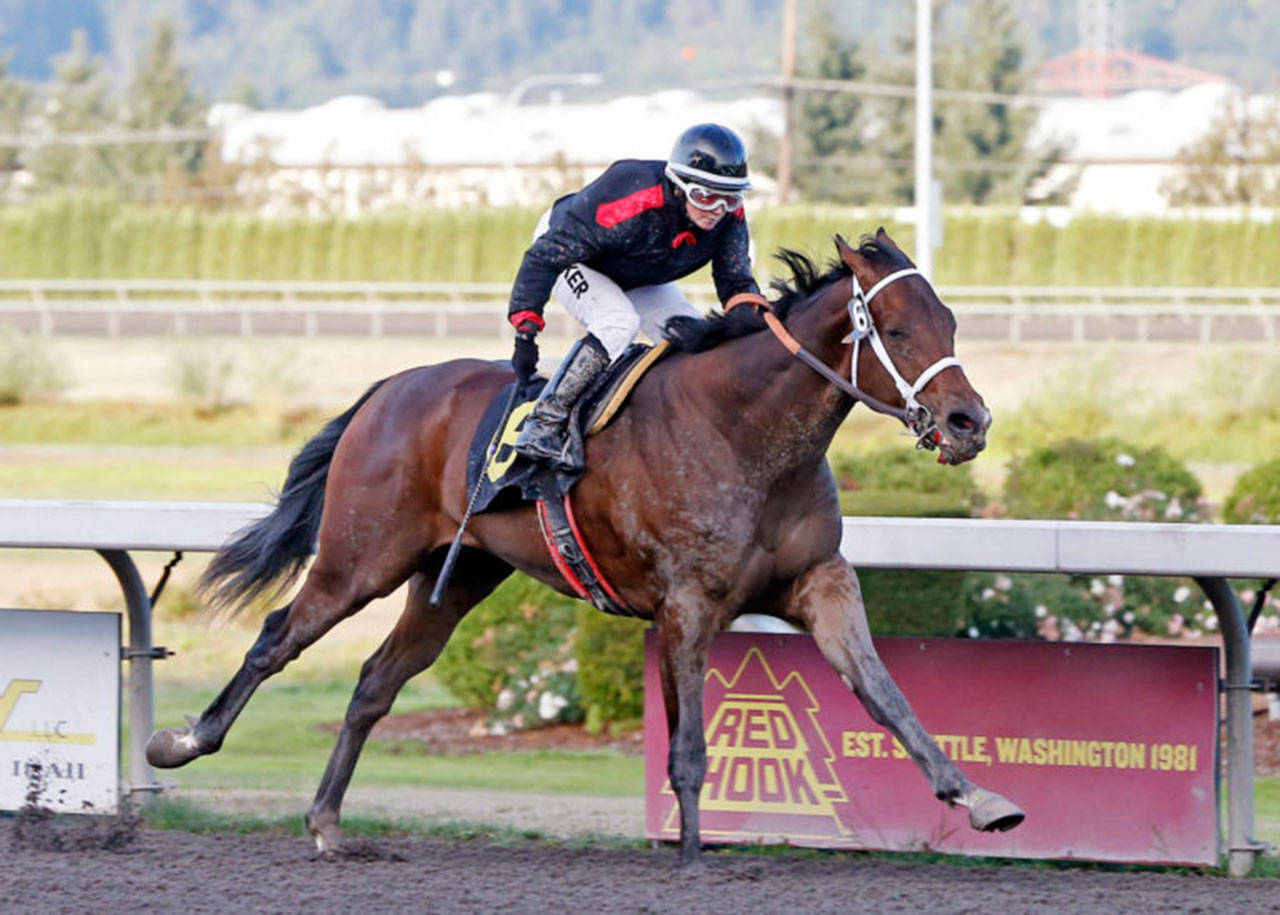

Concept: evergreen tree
[[876, 0, 1053, 205], [26, 29, 115, 190], [0, 52, 29, 173], [792, 6, 867, 203], [117, 20, 207, 190], [933, 0, 1049, 204]]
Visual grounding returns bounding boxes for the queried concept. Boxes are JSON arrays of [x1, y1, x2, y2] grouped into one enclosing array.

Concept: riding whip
[[429, 379, 524, 606]]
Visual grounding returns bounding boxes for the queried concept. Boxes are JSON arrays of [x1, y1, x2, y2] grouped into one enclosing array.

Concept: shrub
[[1223, 458, 1280, 524], [831, 446, 981, 512], [431, 576, 582, 733], [996, 437, 1208, 641], [572, 608, 647, 733], [1002, 437, 1204, 522], [0, 325, 68, 405], [833, 446, 980, 636]]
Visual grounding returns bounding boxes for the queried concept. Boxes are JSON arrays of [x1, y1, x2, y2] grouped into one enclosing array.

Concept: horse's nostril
[[947, 411, 978, 435]]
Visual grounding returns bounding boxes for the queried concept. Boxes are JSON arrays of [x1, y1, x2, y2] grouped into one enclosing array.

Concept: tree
[[0, 51, 29, 173], [116, 20, 207, 191], [791, 6, 868, 203], [876, 0, 1053, 205], [1161, 93, 1280, 206], [25, 29, 115, 189], [933, 0, 1050, 204]]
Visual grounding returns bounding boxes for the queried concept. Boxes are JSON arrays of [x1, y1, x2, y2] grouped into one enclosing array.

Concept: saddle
[[463, 341, 670, 616]]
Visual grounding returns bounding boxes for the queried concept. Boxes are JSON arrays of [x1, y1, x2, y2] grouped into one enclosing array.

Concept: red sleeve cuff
[[509, 310, 545, 332]]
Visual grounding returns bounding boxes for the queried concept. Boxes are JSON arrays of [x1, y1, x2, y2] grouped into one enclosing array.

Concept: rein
[[728, 268, 961, 451]]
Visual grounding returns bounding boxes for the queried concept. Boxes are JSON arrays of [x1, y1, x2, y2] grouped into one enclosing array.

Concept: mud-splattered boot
[[514, 333, 610, 470]]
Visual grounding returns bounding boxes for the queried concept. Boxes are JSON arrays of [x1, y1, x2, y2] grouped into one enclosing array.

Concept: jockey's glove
[[512, 330, 539, 382], [509, 310, 544, 382]]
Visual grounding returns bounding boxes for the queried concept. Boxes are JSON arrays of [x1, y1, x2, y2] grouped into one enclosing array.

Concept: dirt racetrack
[[4, 816, 1278, 915]]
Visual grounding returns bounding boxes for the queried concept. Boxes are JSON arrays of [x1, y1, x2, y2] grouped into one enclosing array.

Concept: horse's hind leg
[[147, 548, 420, 769], [786, 554, 1025, 833], [306, 549, 512, 853]]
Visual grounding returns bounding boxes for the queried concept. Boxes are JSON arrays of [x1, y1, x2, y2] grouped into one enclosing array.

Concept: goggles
[[665, 166, 746, 213]]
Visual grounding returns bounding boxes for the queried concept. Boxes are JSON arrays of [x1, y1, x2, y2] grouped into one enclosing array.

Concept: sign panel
[[1, 609, 120, 814], [644, 633, 1218, 865]]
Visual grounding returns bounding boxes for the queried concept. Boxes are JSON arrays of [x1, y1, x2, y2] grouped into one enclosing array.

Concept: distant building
[[210, 77, 1269, 217]]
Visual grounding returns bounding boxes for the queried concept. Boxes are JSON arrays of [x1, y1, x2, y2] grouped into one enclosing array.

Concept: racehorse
[[148, 229, 1024, 866]]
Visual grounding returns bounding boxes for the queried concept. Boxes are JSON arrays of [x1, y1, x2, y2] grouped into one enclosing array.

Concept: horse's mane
[[664, 235, 912, 353]]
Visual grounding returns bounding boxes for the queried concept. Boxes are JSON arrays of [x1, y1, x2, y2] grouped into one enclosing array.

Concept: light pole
[[914, 0, 937, 280], [504, 72, 603, 107]]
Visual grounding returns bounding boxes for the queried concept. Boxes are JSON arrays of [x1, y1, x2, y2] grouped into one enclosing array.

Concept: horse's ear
[[834, 233, 863, 272]]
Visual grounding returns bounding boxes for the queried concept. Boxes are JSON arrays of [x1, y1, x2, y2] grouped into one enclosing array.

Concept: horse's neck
[[692, 292, 854, 473]]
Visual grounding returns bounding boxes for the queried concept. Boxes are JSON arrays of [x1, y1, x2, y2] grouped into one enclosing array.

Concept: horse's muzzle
[[939, 404, 990, 464]]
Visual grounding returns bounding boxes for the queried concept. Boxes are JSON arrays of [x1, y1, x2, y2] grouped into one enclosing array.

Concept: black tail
[[200, 379, 388, 615]]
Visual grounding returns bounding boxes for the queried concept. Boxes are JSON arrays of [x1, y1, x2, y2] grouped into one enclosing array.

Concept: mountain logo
[[662, 647, 849, 839]]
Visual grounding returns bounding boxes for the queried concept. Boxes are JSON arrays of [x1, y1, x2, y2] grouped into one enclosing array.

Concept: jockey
[[507, 122, 764, 470]]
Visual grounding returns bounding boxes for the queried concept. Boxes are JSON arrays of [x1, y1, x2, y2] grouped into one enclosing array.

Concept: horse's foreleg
[[656, 593, 723, 869], [787, 554, 1024, 833], [305, 550, 512, 853], [147, 558, 405, 769]]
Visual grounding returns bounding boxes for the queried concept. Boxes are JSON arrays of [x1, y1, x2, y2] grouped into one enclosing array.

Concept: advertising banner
[[644, 633, 1218, 865], [1, 609, 120, 814]]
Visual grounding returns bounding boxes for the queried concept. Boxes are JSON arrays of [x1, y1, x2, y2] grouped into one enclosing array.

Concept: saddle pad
[[464, 341, 671, 515]]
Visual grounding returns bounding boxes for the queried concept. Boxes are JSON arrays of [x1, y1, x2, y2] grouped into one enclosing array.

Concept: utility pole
[[914, 0, 936, 280], [777, 0, 797, 203]]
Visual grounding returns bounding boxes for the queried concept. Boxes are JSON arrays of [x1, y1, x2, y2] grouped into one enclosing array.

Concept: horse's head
[[834, 229, 990, 465]]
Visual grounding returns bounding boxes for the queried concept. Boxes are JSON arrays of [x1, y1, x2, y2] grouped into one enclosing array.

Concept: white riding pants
[[533, 209, 700, 361]]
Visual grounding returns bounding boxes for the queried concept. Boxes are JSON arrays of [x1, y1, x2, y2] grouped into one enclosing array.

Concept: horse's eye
[[886, 328, 908, 340]]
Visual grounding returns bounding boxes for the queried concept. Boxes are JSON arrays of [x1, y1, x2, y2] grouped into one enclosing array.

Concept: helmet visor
[[666, 167, 745, 213]]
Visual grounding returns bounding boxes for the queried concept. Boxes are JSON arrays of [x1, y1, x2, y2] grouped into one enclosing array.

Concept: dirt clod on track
[[4, 818, 1277, 915]]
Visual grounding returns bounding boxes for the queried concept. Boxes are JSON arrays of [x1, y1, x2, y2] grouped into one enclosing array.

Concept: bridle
[[728, 267, 962, 452]]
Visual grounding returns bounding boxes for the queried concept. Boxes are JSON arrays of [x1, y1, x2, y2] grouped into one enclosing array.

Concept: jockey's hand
[[512, 330, 539, 382], [509, 310, 544, 382]]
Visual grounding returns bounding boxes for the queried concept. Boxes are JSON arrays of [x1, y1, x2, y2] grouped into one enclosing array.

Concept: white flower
[[1173, 585, 1191, 604], [1090, 579, 1105, 596], [1104, 490, 1126, 509], [538, 691, 569, 720], [1123, 611, 1135, 624], [1107, 575, 1123, 587], [1165, 499, 1183, 520], [1034, 604, 1048, 618], [489, 721, 509, 736], [1063, 621, 1083, 642], [1115, 453, 1136, 467], [981, 588, 996, 601], [496, 688, 516, 711], [994, 574, 1012, 591], [1204, 614, 1218, 631], [967, 626, 980, 638]]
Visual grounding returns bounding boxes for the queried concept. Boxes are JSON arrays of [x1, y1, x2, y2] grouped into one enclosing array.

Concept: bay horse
[[148, 229, 1024, 865]]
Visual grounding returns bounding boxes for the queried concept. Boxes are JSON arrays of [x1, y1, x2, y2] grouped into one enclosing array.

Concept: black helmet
[[666, 123, 750, 192]]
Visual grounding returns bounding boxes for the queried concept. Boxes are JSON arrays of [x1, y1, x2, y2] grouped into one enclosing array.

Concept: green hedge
[[1224, 457, 1280, 524], [1002, 437, 1204, 522], [5, 194, 1280, 286], [431, 575, 582, 731]]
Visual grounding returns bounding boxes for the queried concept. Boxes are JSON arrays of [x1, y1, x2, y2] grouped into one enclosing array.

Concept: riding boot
[[515, 333, 611, 468]]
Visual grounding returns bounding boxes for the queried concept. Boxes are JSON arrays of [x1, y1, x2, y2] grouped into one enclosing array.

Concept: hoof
[[306, 811, 342, 855], [964, 788, 1025, 832], [145, 725, 204, 769]]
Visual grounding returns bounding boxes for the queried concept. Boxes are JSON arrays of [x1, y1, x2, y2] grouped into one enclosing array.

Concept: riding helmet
[[667, 123, 751, 191]]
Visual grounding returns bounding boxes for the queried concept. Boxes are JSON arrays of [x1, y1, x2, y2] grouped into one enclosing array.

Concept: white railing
[[1, 279, 1278, 343], [0, 499, 1276, 872]]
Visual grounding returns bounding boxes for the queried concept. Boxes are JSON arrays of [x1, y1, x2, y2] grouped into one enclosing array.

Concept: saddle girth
[[534, 490, 637, 618]]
